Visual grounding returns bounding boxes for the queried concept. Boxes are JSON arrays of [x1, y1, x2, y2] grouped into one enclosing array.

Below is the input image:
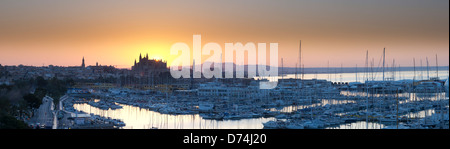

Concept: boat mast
[[413, 58, 416, 102], [281, 58, 284, 83], [382, 48, 385, 82], [295, 63, 298, 80], [426, 57, 430, 80], [365, 50, 368, 82], [299, 40, 302, 80], [327, 61, 330, 81], [340, 63, 343, 82], [413, 58, 416, 83], [355, 64, 358, 82], [420, 59, 423, 80], [381, 48, 385, 129], [371, 58, 374, 81], [396, 89, 399, 129], [365, 50, 369, 129], [436, 54, 438, 79], [393, 59, 396, 81]]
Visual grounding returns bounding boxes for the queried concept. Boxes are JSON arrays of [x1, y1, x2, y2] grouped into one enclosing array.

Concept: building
[[81, 57, 85, 68], [197, 81, 251, 99], [131, 53, 168, 75], [87, 64, 116, 74]]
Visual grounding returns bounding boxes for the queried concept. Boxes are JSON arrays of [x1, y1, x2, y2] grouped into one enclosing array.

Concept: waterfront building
[[197, 81, 251, 99]]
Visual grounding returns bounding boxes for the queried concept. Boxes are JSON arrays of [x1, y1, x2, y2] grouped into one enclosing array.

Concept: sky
[[0, 0, 448, 69]]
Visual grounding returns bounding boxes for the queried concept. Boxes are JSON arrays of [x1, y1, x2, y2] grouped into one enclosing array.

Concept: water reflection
[[72, 75, 447, 129], [326, 121, 385, 129], [73, 103, 275, 129], [268, 99, 356, 113], [403, 109, 434, 119]]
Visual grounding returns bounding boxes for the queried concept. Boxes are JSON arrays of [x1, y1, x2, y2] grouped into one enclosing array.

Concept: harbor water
[[72, 70, 448, 129], [73, 103, 275, 129]]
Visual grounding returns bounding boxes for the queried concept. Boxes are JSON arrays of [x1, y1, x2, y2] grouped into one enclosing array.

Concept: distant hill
[[176, 62, 449, 75]]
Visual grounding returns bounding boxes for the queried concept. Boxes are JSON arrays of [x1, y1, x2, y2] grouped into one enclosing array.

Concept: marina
[[58, 69, 449, 129]]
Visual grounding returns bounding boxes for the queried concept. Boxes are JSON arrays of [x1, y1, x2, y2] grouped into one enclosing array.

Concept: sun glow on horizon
[[0, 1, 448, 68], [152, 56, 162, 61]]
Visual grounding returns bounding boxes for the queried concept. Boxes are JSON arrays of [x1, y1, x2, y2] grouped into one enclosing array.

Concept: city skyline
[[0, 0, 448, 68]]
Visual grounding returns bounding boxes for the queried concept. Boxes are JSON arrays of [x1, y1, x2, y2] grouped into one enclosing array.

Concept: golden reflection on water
[[73, 103, 275, 129], [72, 90, 447, 129]]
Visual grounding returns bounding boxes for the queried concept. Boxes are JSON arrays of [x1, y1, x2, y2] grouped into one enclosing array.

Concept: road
[[57, 95, 73, 129], [30, 96, 57, 129]]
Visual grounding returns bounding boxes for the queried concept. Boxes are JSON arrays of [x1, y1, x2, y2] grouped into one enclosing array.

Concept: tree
[[36, 76, 47, 88], [0, 114, 29, 129], [23, 94, 41, 109], [65, 78, 75, 86], [34, 87, 47, 101], [0, 97, 11, 114], [45, 77, 68, 107]]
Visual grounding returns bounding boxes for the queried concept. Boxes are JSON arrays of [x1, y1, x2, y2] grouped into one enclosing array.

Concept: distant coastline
[[281, 66, 449, 74], [2, 63, 448, 75]]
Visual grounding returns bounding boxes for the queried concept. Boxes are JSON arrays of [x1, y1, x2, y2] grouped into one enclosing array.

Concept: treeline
[[0, 79, 35, 129], [35, 76, 73, 109], [72, 72, 176, 86], [0, 77, 73, 129]]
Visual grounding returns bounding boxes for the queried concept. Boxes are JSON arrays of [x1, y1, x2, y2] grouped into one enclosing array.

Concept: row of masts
[[289, 41, 441, 84], [343, 49, 439, 83]]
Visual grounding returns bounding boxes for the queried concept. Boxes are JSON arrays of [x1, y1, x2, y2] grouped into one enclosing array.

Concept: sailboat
[[414, 56, 445, 93]]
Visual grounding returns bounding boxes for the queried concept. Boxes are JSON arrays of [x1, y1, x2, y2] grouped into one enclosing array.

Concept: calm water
[[268, 99, 356, 113], [73, 103, 275, 129], [72, 94, 445, 129], [74, 102, 395, 129], [72, 93, 446, 129], [72, 70, 448, 129], [74, 102, 390, 129]]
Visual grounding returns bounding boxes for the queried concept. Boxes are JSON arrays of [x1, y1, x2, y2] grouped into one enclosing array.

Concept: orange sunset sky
[[0, 0, 448, 69]]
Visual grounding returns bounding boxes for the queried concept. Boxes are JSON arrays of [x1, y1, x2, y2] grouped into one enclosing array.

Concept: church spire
[[139, 53, 142, 61], [81, 56, 85, 68]]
